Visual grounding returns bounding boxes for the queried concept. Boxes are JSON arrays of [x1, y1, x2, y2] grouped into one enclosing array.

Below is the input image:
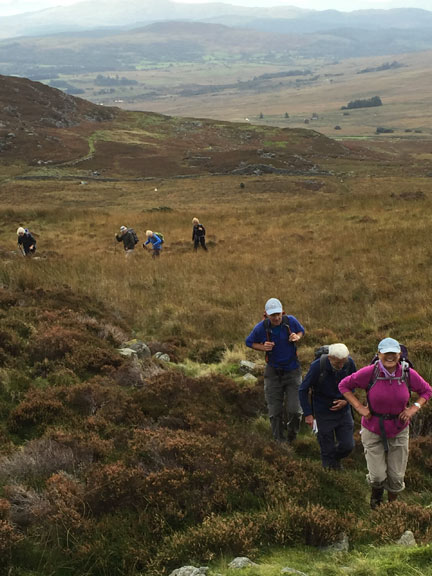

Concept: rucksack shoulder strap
[[367, 361, 380, 392], [281, 315, 292, 334], [401, 360, 411, 390], [319, 354, 328, 378]]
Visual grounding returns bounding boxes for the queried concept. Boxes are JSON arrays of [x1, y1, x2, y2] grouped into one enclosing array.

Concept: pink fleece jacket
[[338, 363, 432, 437]]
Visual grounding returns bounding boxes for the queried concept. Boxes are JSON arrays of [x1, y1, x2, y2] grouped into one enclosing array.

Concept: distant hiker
[[144, 230, 162, 258], [339, 337, 432, 508], [299, 343, 356, 470], [17, 226, 36, 256], [115, 225, 138, 254], [246, 297, 304, 443], [192, 217, 207, 251]]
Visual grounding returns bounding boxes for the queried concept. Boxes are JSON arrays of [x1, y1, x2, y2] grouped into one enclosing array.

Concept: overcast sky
[[0, 0, 431, 16]]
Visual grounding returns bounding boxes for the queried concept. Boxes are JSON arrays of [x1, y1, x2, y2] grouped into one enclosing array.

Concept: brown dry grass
[[1, 171, 432, 374]]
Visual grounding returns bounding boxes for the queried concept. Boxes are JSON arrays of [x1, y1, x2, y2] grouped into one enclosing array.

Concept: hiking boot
[[388, 491, 399, 503], [370, 487, 384, 510], [286, 431, 298, 444]]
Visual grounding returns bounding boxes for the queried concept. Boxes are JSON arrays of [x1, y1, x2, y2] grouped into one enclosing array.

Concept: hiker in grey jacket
[[115, 226, 136, 253], [17, 227, 36, 255]]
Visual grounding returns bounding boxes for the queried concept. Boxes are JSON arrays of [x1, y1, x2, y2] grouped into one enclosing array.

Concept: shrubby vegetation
[[357, 61, 404, 74], [341, 96, 382, 109], [1, 171, 432, 574], [94, 74, 138, 86], [376, 126, 394, 134]]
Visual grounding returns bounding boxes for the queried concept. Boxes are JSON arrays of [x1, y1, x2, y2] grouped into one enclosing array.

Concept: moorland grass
[[1, 173, 432, 367], [1, 171, 432, 574]]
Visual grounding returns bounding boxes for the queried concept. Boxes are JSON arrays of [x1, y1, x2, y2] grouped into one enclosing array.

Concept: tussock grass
[[1, 173, 432, 368], [1, 167, 432, 573]]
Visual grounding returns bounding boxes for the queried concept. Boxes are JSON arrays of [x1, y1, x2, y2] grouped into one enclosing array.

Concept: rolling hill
[[0, 74, 353, 177]]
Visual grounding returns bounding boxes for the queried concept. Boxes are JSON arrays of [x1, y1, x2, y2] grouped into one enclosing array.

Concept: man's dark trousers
[[316, 410, 354, 469]]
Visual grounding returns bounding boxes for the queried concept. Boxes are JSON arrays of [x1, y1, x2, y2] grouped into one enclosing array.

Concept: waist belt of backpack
[[370, 410, 400, 453]]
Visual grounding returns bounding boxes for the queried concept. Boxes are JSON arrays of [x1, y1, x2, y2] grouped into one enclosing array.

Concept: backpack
[[313, 345, 354, 387], [367, 346, 412, 401], [314, 345, 330, 383], [154, 232, 164, 244], [129, 229, 139, 245]]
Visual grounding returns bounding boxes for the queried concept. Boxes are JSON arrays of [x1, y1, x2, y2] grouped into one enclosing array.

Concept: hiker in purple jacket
[[339, 337, 432, 509]]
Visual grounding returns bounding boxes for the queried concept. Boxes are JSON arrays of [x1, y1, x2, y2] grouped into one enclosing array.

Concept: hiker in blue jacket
[[246, 297, 304, 443], [17, 226, 36, 255], [299, 343, 356, 470], [144, 230, 162, 258]]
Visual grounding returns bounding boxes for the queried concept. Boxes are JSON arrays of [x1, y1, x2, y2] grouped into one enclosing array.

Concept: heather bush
[[0, 437, 75, 482], [151, 503, 351, 575], [43, 472, 89, 540], [265, 501, 353, 546], [0, 431, 111, 484], [8, 390, 73, 436], [3, 484, 51, 529], [0, 519, 22, 557], [367, 502, 432, 544], [410, 400, 432, 437], [84, 461, 147, 514], [407, 436, 432, 474], [150, 511, 264, 573], [0, 499, 10, 520], [134, 371, 264, 428], [29, 325, 82, 362]]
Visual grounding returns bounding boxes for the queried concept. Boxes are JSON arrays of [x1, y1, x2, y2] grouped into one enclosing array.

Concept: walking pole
[[19, 244, 26, 257]]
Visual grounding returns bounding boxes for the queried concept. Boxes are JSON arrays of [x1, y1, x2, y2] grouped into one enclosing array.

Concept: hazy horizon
[[0, 0, 431, 17]]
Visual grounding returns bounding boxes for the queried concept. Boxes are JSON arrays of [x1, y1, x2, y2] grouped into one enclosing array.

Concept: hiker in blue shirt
[[246, 297, 304, 443], [299, 343, 356, 470], [144, 230, 162, 258]]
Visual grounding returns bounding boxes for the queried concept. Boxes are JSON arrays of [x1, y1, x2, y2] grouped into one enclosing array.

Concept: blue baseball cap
[[378, 337, 401, 354], [265, 298, 283, 315]]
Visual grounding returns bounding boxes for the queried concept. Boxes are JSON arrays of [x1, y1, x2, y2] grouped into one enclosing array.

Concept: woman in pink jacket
[[339, 337, 432, 509]]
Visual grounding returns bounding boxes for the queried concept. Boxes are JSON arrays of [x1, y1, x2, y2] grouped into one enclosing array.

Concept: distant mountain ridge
[[0, 0, 431, 40]]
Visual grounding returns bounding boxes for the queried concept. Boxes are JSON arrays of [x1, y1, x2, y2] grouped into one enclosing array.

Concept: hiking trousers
[[361, 425, 409, 493], [316, 410, 354, 469], [264, 365, 302, 441], [194, 237, 207, 251]]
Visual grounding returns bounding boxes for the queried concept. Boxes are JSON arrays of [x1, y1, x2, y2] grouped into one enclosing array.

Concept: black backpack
[[129, 229, 139, 245], [314, 345, 354, 385], [315, 345, 330, 383]]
